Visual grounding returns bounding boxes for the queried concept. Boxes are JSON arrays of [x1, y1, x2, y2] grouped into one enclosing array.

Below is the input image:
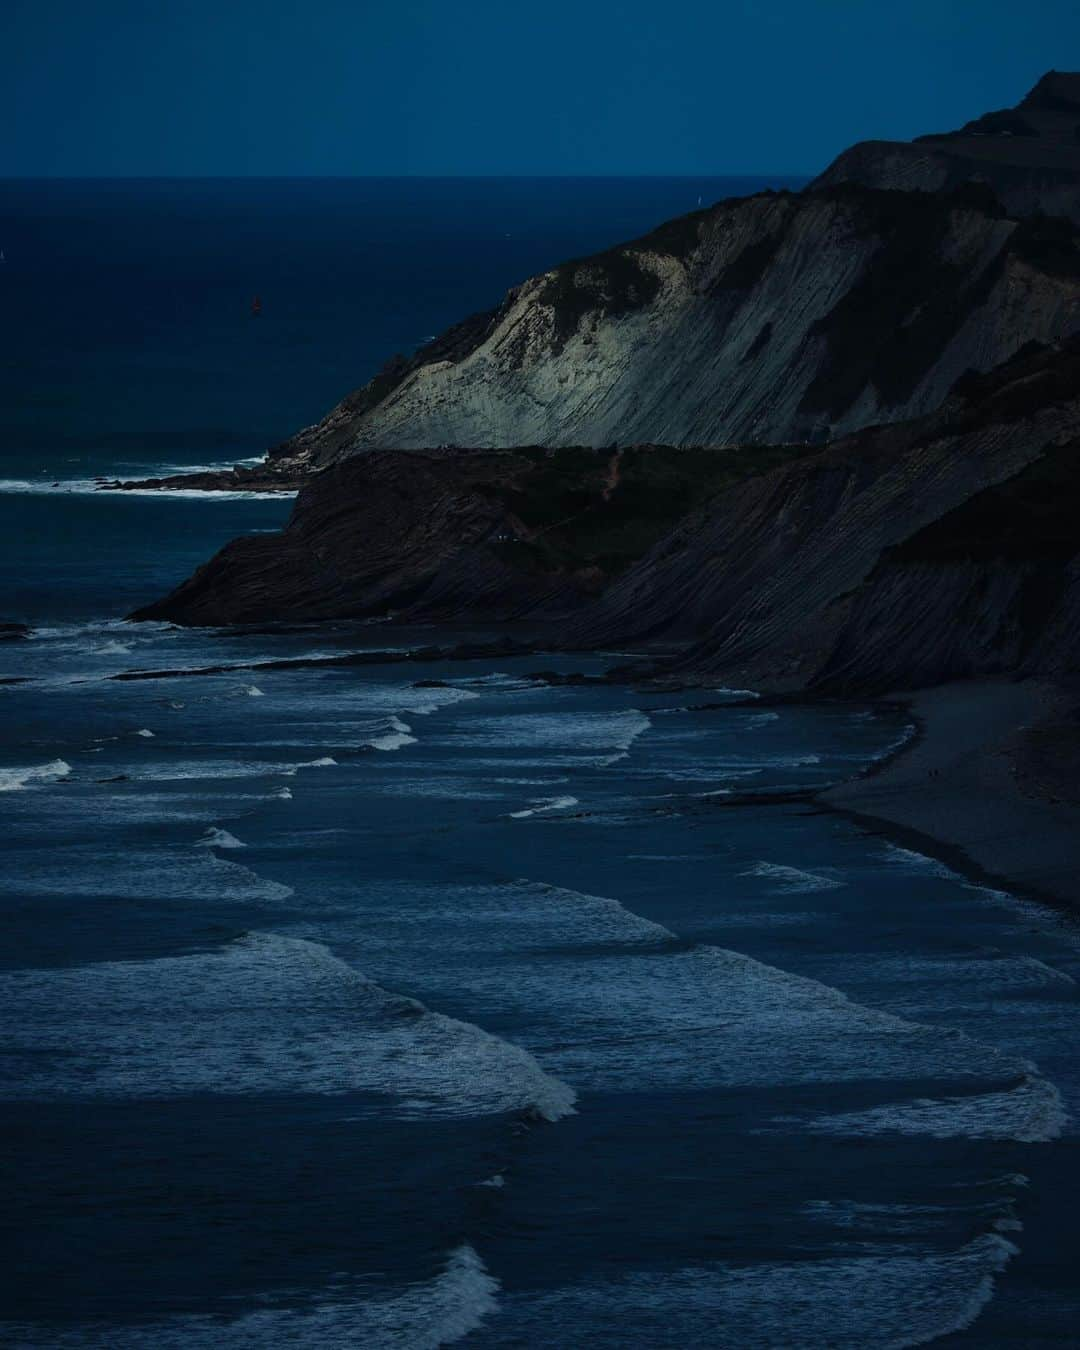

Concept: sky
[[2, 0, 1078, 176]]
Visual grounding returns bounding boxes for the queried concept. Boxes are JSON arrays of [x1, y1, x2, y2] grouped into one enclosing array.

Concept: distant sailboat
[[250, 295, 262, 317]]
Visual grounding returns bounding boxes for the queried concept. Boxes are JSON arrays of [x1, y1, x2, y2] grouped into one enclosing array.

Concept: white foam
[[0, 1243, 498, 1349], [135, 728, 155, 738], [446, 709, 651, 765], [369, 719, 418, 752], [128, 755, 338, 782], [879, 843, 955, 879], [742, 861, 846, 894], [0, 933, 576, 1121], [0, 847, 293, 904], [797, 1074, 1067, 1143], [507, 795, 580, 819], [0, 759, 71, 792], [369, 732, 418, 751], [195, 827, 246, 850], [481, 1234, 1017, 1348], [243, 685, 264, 697], [0, 478, 294, 501], [333, 876, 1063, 1129]]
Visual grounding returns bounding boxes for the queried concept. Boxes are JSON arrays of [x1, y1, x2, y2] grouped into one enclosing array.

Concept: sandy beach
[[822, 678, 1080, 909]]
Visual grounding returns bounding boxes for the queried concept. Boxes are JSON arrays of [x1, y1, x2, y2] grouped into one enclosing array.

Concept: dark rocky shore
[[101, 464, 305, 495]]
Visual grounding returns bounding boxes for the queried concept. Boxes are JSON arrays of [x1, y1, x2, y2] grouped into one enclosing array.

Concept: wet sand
[[822, 679, 1080, 909]]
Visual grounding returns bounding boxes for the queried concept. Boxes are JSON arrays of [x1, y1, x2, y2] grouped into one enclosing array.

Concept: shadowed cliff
[[132, 444, 809, 627], [572, 338, 1080, 694]]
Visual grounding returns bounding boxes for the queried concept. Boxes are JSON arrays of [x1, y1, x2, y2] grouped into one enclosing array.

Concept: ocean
[[1, 177, 1078, 1348]]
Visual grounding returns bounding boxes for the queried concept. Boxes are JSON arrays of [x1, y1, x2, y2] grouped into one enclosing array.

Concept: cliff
[[132, 443, 809, 627], [136, 339, 1080, 705], [261, 75, 1080, 468], [570, 338, 1080, 694], [136, 76, 1080, 702]]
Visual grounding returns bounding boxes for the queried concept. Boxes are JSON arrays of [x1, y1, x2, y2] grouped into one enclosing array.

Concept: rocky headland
[[132, 73, 1080, 904]]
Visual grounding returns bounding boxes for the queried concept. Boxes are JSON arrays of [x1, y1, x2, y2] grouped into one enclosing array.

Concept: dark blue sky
[[2, 0, 1077, 176]]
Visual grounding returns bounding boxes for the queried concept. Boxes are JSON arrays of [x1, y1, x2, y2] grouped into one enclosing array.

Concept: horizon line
[[0, 171, 813, 182]]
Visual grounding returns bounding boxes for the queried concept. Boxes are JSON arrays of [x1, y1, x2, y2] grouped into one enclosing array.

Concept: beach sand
[[822, 679, 1080, 909]]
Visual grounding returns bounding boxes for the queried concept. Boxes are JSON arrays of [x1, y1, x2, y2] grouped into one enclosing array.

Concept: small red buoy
[[251, 295, 262, 317]]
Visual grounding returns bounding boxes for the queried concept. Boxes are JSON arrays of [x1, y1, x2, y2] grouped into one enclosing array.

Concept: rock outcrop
[[262, 75, 1080, 468], [813, 72, 1080, 224]]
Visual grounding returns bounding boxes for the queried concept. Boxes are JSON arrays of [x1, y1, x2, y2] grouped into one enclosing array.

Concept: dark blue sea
[[1, 178, 1078, 1348]]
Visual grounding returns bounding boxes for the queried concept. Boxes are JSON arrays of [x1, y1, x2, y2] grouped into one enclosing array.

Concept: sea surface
[[1, 178, 1078, 1348]]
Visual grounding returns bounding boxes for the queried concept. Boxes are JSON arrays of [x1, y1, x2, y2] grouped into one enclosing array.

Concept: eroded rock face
[[569, 339, 1080, 693], [131, 444, 783, 627], [264, 75, 1080, 470]]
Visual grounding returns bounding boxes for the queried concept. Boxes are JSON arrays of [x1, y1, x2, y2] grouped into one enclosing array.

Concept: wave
[[0, 477, 295, 501], [512, 880, 674, 946], [742, 861, 847, 894], [797, 1073, 1067, 1143], [0, 932, 576, 1121], [195, 827, 246, 849], [878, 843, 955, 880], [0, 847, 294, 905], [447, 709, 651, 765], [369, 716, 418, 752], [0, 1244, 498, 1349], [0, 759, 72, 792], [507, 796, 580, 819], [508, 925, 1061, 1123], [476, 1234, 1016, 1348], [129, 755, 338, 782], [370, 731, 419, 751]]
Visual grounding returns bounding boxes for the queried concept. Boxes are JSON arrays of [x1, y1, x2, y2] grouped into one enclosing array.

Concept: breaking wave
[[0, 1244, 498, 1349], [0, 759, 72, 792], [476, 1234, 1018, 1348], [742, 861, 847, 894], [0, 933, 576, 1121], [507, 796, 580, 819], [195, 827, 246, 849]]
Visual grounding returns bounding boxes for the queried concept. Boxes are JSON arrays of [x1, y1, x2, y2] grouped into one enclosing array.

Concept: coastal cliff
[[569, 338, 1080, 694], [258, 75, 1080, 468], [137, 75, 1080, 704], [137, 338, 1080, 703], [132, 443, 807, 626]]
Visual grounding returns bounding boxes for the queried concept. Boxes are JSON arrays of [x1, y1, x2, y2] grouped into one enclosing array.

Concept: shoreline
[[820, 678, 1080, 913]]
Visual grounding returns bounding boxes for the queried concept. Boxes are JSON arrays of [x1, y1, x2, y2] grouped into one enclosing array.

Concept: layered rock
[[571, 339, 1080, 693], [131, 444, 794, 627], [263, 75, 1080, 469]]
